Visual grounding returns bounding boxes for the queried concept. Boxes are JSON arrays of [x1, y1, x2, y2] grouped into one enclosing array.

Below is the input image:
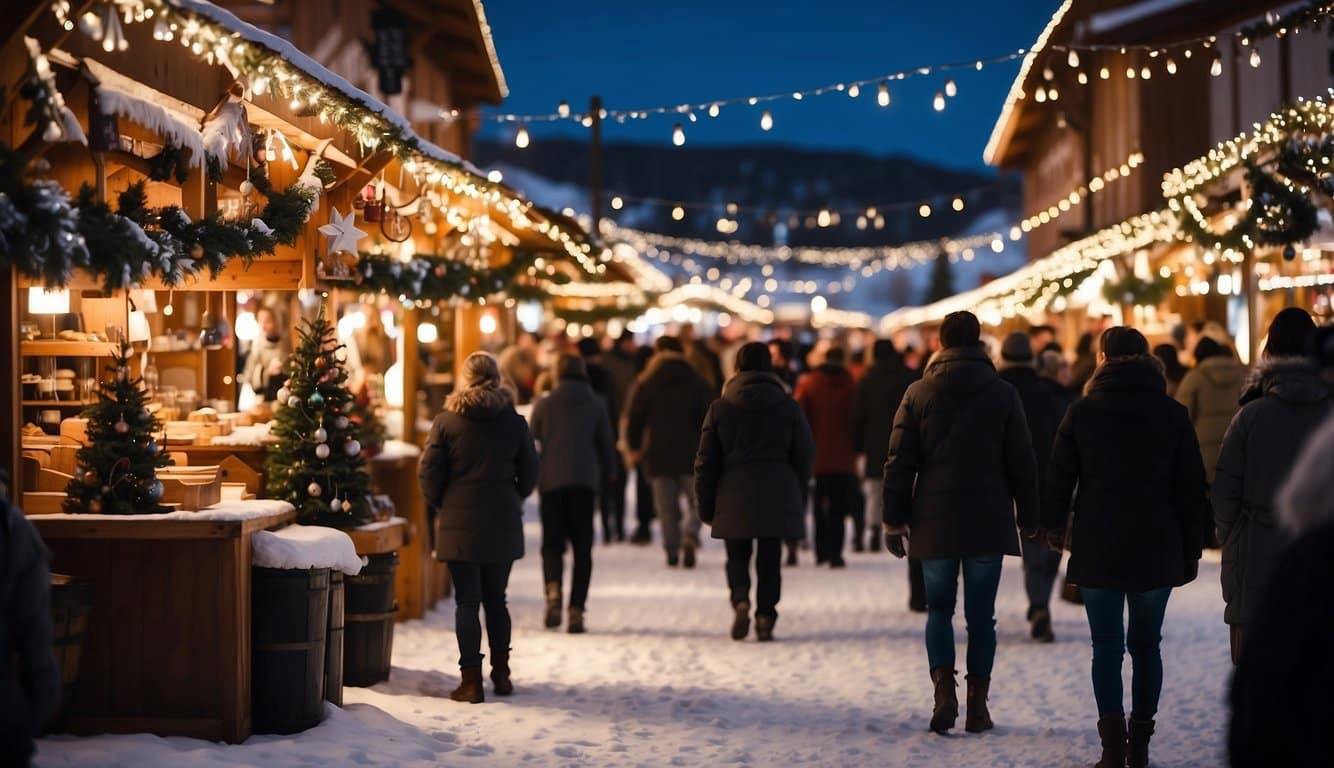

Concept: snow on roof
[[982, 0, 1075, 167]]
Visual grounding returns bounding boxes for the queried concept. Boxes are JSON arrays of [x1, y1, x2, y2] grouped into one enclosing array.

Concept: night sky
[[476, 1, 1059, 174]]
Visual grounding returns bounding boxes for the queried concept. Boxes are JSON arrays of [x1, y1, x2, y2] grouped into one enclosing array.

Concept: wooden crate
[[159, 466, 222, 511]]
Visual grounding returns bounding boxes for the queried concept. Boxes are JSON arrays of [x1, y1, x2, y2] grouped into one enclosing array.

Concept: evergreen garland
[[147, 142, 191, 184], [353, 249, 567, 303], [64, 343, 172, 515], [1174, 162, 1320, 252], [0, 146, 91, 286], [265, 306, 372, 528], [1101, 272, 1174, 307], [554, 303, 653, 324]]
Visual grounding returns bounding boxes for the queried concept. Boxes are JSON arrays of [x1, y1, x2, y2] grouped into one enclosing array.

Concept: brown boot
[[730, 601, 751, 641], [929, 667, 958, 734], [544, 583, 561, 629], [1127, 718, 1154, 768], [964, 675, 994, 733], [450, 667, 485, 703], [490, 652, 513, 696], [1095, 715, 1127, 768], [755, 614, 775, 642], [568, 607, 585, 635]]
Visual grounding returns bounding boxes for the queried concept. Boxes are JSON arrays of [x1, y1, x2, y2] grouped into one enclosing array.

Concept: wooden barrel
[[344, 552, 398, 687], [252, 567, 329, 734], [325, 570, 344, 706], [48, 573, 91, 730]]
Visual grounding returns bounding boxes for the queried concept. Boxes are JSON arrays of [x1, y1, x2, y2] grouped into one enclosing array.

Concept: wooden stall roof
[[983, 0, 1288, 169]]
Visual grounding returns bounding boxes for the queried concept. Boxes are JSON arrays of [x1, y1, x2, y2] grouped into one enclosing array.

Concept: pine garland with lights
[[265, 306, 372, 528], [64, 343, 172, 515], [1102, 272, 1174, 307], [553, 303, 654, 324], [353, 249, 569, 303], [0, 146, 91, 286], [1173, 162, 1319, 252]]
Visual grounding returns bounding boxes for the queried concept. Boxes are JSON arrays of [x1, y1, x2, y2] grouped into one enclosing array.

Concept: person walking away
[[1229, 412, 1334, 766], [1043, 327, 1207, 768], [576, 338, 623, 544], [1213, 308, 1327, 663], [853, 338, 926, 608], [882, 312, 1039, 735], [695, 343, 814, 642], [997, 333, 1063, 643], [530, 355, 617, 634], [624, 336, 714, 568], [418, 352, 539, 703], [627, 341, 659, 544], [1153, 344, 1187, 398], [1, 482, 61, 768], [602, 331, 639, 543], [1070, 332, 1098, 393], [768, 338, 802, 565], [1175, 335, 1246, 547], [795, 347, 859, 566], [1036, 350, 1082, 607]]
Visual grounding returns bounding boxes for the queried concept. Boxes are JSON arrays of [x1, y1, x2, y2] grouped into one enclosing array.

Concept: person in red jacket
[[795, 346, 859, 567]]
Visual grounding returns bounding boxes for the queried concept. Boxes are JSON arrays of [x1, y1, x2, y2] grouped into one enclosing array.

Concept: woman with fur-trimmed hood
[[419, 352, 539, 704], [1213, 308, 1329, 664]]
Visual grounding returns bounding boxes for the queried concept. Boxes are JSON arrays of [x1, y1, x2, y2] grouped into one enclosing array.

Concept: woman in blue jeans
[[882, 312, 1041, 735], [1044, 327, 1206, 768]]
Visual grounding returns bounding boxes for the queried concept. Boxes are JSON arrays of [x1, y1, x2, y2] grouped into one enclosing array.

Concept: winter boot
[[755, 615, 775, 642], [852, 536, 865, 553], [731, 601, 751, 641], [544, 583, 562, 629], [1029, 607, 1055, 643], [666, 551, 680, 567], [869, 530, 883, 553], [1127, 718, 1155, 768], [450, 667, 485, 703], [568, 607, 586, 635], [964, 675, 994, 733], [1094, 715, 1127, 768], [929, 667, 958, 734], [786, 542, 799, 567], [631, 525, 651, 545], [490, 652, 513, 696], [683, 542, 697, 569]]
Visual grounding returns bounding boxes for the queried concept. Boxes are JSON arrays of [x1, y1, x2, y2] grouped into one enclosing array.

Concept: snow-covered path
[[37, 506, 1232, 767]]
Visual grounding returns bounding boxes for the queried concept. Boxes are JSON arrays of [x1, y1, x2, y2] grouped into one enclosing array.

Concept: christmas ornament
[[148, 441, 160, 455], [314, 427, 328, 442], [315, 355, 329, 369], [288, 395, 301, 408], [1284, 244, 1297, 261], [330, 498, 344, 513], [89, 498, 102, 513], [308, 392, 325, 407], [345, 439, 361, 457], [307, 481, 322, 496], [239, 179, 255, 195], [146, 480, 164, 501], [336, 416, 350, 429], [318, 207, 368, 256], [101, 485, 110, 494], [276, 386, 290, 403], [315, 443, 331, 460], [114, 417, 129, 433], [83, 469, 99, 486]]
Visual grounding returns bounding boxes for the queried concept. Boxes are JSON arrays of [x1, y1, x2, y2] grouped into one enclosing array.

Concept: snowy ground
[[36, 499, 1232, 768]]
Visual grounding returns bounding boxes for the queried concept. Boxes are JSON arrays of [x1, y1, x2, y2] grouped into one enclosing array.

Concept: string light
[[952, 197, 965, 212], [708, 103, 720, 117], [1165, 57, 1177, 74], [878, 82, 890, 107], [1067, 49, 1079, 67], [933, 92, 946, 111], [671, 206, 685, 221], [1249, 48, 1262, 68], [1210, 55, 1223, 76], [514, 124, 529, 148], [672, 123, 685, 146], [557, 100, 570, 118], [918, 203, 932, 218], [847, 83, 860, 98], [611, 196, 623, 210], [944, 78, 957, 98], [760, 110, 773, 131]]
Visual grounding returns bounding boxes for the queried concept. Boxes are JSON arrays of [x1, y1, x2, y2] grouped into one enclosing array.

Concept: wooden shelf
[[21, 341, 117, 357], [21, 400, 93, 407]]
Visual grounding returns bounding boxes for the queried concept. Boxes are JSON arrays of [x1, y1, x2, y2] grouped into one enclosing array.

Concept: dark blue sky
[[476, 1, 1058, 174]]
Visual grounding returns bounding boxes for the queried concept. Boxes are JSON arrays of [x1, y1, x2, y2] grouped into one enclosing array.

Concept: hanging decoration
[[21, 36, 86, 145], [352, 249, 564, 304], [1101, 272, 1175, 308], [146, 141, 192, 183], [0, 146, 91, 287]]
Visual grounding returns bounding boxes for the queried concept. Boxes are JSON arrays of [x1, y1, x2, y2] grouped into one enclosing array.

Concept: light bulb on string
[[944, 78, 957, 98], [933, 92, 945, 111], [919, 203, 932, 218], [1249, 48, 1261, 68], [514, 125, 529, 148], [610, 196, 623, 210], [1141, 66, 1151, 79], [1165, 57, 1177, 74], [708, 103, 720, 118], [1211, 55, 1223, 76], [557, 100, 570, 118], [760, 110, 773, 131], [1126, 66, 1137, 79], [1067, 49, 1079, 68], [1077, 71, 1089, 85], [877, 83, 890, 107], [1099, 66, 1110, 79], [671, 206, 685, 221], [847, 83, 860, 98], [672, 123, 685, 146], [952, 197, 964, 212]]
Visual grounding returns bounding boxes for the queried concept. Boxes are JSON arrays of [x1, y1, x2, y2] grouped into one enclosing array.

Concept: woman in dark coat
[[1043, 327, 1207, 768], [418, 352, 539, 703], [1214, 308, 1328, 663], [695, 343, 814, 641]]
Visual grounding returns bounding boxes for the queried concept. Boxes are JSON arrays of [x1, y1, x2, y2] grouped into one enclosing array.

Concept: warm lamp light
[[384, 361, 404, 408], [416, 322, 439, 344], [479, 313, 498, 335], [28, 287, 70, 338], [128, 310, 151, 343]]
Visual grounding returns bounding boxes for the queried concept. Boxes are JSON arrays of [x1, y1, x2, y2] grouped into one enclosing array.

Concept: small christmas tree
[[65, 343, 171, 514], [265, 305, 372, 527]]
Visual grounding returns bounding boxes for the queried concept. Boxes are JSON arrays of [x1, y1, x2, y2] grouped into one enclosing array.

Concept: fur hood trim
[[445, 380, 515, 416]]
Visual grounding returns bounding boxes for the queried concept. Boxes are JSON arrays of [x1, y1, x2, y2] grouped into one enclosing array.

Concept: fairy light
[[1211, 55, 1223, 76], [611, 196, 623, 210], [848, 83, 860, 98], [1165, 57, 1178, 75], [919, 203, 932, 218], [944, 78, 957, 98], [952, 197, 965, 212], [1067, 49, 1079, 68], [760, 110, 773, 131], [933, 92, 946, 111], [878, 82, 890, 107], [671, 206, 685, 221], [672, 123, 685, 146], [1250, 48, 1262, 67], [557, 100, 570, 118], [708, 103, 720, 117], [514, 125, 529, 148]]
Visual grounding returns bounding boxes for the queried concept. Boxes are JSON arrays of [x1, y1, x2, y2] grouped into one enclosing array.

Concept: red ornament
[[83, 470, 99, 486], [89, 498, 102, 513]]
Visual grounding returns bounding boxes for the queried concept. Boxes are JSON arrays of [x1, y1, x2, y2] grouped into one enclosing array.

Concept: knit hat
[[735, 342, 773, 373], [1265, 307, 1316, 358], [1000, 332, 1034, 364], [1100, 326, 1150, 359], [940, 311, 981, 349]]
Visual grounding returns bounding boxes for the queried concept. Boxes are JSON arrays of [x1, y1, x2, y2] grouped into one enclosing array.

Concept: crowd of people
[[411, 306, 1334, 767]]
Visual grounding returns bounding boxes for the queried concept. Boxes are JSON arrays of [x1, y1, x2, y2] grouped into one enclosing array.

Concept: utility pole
[[590, 95, 603, 243]]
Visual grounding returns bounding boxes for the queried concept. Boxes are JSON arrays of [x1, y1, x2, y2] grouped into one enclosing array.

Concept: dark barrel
[[48, 573, 91, 730], [325, 570, 344, 706], [343, 551, 398, 687], [252, 567, 329, 734]]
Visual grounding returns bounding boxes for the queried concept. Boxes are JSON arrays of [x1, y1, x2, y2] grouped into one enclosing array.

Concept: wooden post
[[589, 95, 603, 243], [453, 304, 484, 387], [402, 306, 420, 444]]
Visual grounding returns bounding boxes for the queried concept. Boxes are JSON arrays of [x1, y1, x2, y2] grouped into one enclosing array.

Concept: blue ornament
[[308, 391, 325, 407], [146, 480, 164, 501]]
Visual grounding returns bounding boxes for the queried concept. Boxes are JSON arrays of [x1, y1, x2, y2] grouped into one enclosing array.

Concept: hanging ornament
[[319, 207, 368, 257], [239, 179, 255, 196], [83, 469, 100, 486], [307, 481, 323, 497], [315, 355, 329, 369], [101, 485, 110, 494], [313, 427, 328, 442], [309, 391, 325, 407], [146, 480, 164, 501], [330, 498, 344, 513], [315, 443, 331, 459], [287, 395, 302, 408], [148, 441, 159, 455], [336, 416, 350, 430], [276, 386, 290, 403], [89, 498, 102, 513], [115, 417, 129, 433], [1284, 244, 1297, 261], [345, 439, 362, 457]]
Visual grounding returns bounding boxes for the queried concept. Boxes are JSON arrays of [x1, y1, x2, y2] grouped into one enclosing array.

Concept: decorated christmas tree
[[65, 343, 171, 514], [265, 305, 372, 527]]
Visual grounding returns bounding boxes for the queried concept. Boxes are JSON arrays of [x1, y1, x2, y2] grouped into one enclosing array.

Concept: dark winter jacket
[[1, 497, 60, 757], [1214, 358, 1330, 626], [795, 364, 859, 476], [1044, 357, 1207, 592], [999, 364, 1062, 488], [694, 372, 814, 540], [418, 383, 539, 563], [1176, 355, 1247, 484], [882, 346, 1039, 560], [853, 358, 919, 480], [530, 378, 617, 494], [1229, 415, 1334, 767], [623, 352, 714, 478], [1037, 376, 1078, 426]]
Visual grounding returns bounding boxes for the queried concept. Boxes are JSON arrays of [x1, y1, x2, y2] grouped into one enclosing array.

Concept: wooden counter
[[368, 442, 446, 620], [31, 502, 294, 744], [347, 517, 407, 556]]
